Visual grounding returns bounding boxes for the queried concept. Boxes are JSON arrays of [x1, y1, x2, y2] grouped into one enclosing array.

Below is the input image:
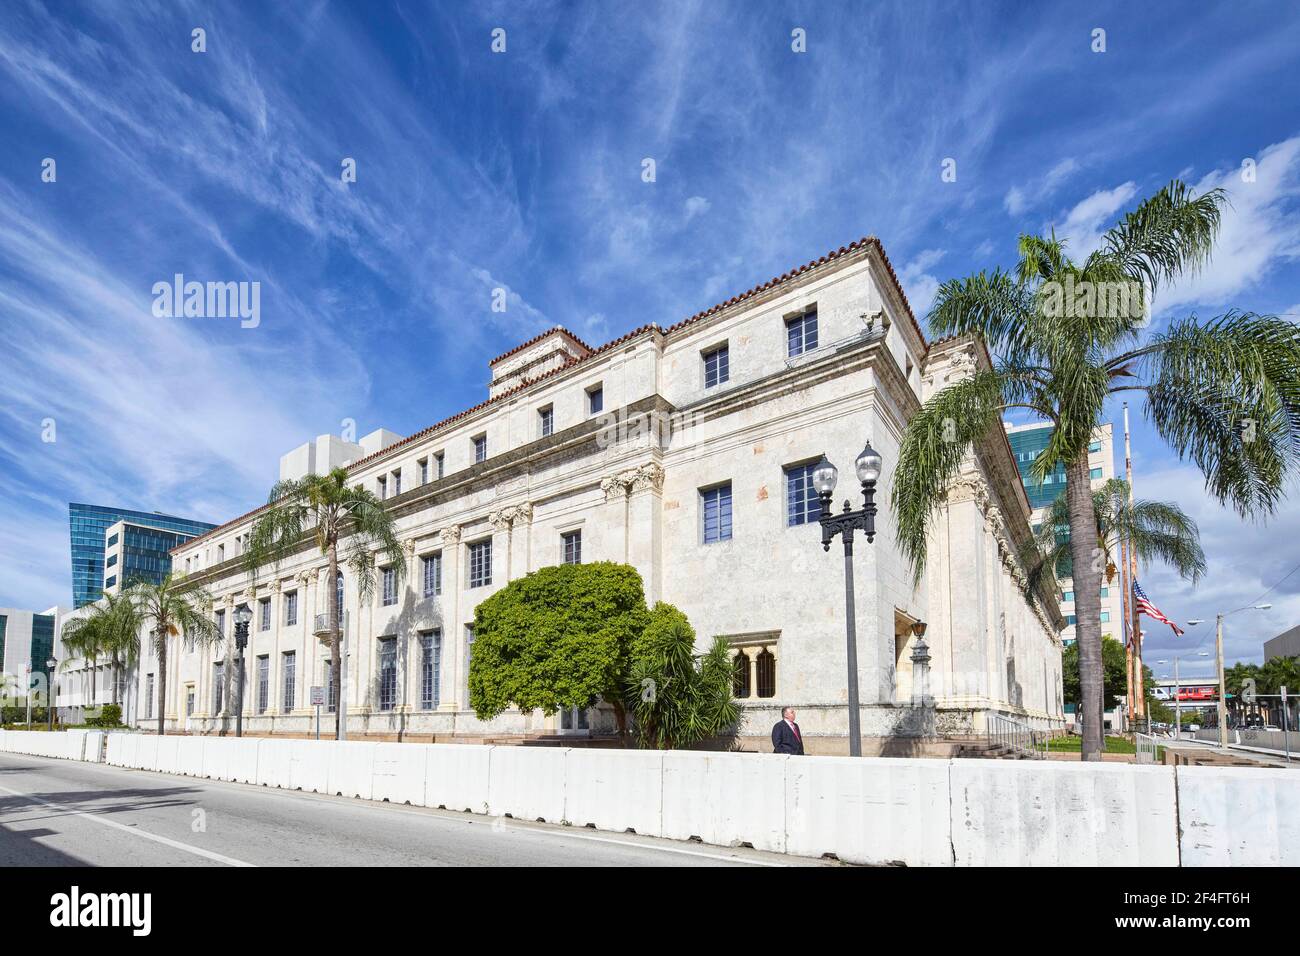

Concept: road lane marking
[[0, 782, 255, 867], [497, 822, 790, 866]]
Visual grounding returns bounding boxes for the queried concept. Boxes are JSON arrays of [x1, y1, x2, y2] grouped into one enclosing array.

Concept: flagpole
[[1123, 402, 1146, 729]]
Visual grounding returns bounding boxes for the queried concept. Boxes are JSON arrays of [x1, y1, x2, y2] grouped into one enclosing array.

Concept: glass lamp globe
[[811, 456, 838, 496], [855, 442, 883, 484], [235, 605, 252, 625]]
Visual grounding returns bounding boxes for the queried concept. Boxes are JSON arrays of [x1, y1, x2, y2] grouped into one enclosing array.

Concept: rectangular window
[[106, 553, 117, 568], [213, 662, 225, 713], [420, 630, 442, 710], [391, 470, 402, 497], [378, 637, 397, 711], [381, 566, 396, 606], [1100, 611, 1111, 623], [1066, 615, 1078, 625], [703, 344, 729, 388], [1088, 441, 1102, 453], [419, 458, 429, 485], [785, 462, 821, 526], [185, 686, 195, 716], [215, 609, 225, 636], [105, 575, 116, 588], [562, 530, 582, 565], [259, 598, 271, 631], [702, 484, 733, 543], [107, 533, 118, 547], [474, 435, 487, 463], [256, 655, 269, 713], [145, 674, 154, 719], [786, 310, 819, 357], [539, 405, 554, 438], [378, 476, 388, 499], [469, 539, 492, 588], [284, 591, 298, 626], [435, 452, 445, 479], [1089, 467, 1104, 479], [282, 651, 296, 712], [422, 552, 442, 598], [587, 385, 603, 415], [1062, 590, 1074, 603], [1100, 587, 1109, 598]]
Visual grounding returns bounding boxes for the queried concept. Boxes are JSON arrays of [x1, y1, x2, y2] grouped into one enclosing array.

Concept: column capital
[[440, 524, 461, 545]]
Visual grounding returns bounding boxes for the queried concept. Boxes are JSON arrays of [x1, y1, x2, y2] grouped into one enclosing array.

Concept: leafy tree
[[124, 574, 222, 736], [1062, 636, 1129, 713], [892, 181, 1300, 759], [244, 467, 405, 739], [469, 562, 650, 734], [624, 603, 739, 749]]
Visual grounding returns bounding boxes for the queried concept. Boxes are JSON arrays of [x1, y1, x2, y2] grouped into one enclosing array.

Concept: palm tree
[[893, 181, 1300, 760], [125, 574, 222, 736], [61, 592, 142, 711], [1023, 478, 1205, 728], [1024, 478, 1206, 593], [243, 468, 406, 740]]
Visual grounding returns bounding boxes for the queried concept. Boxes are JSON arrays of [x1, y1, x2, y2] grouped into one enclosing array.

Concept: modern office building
[[1264, 624, 1300, 662], [0, 606, 65, 709], [133, 236, 1066, 751], [68, 504, 216, 606], [1003, 422, 1124, 647]]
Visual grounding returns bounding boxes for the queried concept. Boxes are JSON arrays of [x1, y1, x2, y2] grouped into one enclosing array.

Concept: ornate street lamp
[[813, 442, 884, 757], [233, 605, 252, 738], [46, 657, 57, 730]]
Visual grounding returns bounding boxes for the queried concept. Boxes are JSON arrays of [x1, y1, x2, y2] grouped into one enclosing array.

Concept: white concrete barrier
[[661, 751, 788, 853], [950, 760, 1179, 867], [424, 743, 491, 813], [175, 736, 205, 776], [371, 742, 428, 805], [564, 748, 663, 835], [787, 756, 952, 866], [1176, 766, 1300, 866], [487, 746, 568, 823], [326, 740, 377, 799], [288, 739, 331, 793], [83, 731, 104, 763], [255, 737, 293, 788], [154, 735, 181, 773]]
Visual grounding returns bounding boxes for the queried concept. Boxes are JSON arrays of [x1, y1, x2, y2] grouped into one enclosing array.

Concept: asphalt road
[[0, 751, 822, 867]]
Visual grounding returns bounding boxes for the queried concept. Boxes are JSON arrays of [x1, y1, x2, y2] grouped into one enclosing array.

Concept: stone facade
[[131, 238, 1065, 749]]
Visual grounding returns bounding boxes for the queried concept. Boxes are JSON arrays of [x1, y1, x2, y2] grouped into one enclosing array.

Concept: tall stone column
[[624, 463, 664, 604], [601, 475, 629, 565], [439, 525, 462, 712]]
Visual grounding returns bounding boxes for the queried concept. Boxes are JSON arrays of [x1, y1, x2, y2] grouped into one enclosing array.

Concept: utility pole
[[1215, 612, 1228, 747]]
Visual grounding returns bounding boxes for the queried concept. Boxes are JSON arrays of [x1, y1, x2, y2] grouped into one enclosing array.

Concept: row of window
[[1064, 612, 1111, 626], [202, 629, 451, 716], [701, 462, 824, 544]]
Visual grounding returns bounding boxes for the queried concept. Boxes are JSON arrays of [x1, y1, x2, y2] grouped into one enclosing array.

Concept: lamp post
[[1188, 605, 1271, 747], [812, 442, 884, 758], [233, 605, 251, 738], [46, 657, 57, 730], [1156, 651, 1208, 738]]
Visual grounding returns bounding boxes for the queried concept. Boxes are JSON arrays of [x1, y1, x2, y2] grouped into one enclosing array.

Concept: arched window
[[755, 649, 777, 699], [732, 652, 751, 699], [335, 571, 344, 616]]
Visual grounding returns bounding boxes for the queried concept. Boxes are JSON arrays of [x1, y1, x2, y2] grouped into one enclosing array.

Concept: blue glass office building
[[1006, 424, 1068, 510], [69, 504, 217, 607]]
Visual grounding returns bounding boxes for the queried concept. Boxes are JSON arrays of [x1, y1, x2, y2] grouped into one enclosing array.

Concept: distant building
[[0, 605, 66, 709], [1003, 421, 1126, 732], [68, 504, 216, 607], [1264, 625, 1300, 661]]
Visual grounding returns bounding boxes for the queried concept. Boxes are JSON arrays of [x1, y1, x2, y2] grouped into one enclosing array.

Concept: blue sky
[[1, 0, 1298, 674]]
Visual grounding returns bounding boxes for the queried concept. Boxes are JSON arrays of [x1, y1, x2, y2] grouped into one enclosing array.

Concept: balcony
[[312, 610, 349, 639]]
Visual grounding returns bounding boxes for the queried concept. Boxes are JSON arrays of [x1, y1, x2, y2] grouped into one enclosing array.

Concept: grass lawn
[[1046, 735, 1138, 754]]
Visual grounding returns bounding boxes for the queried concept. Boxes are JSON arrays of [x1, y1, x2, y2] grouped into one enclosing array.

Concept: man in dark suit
[[771, 706, 805, 755]]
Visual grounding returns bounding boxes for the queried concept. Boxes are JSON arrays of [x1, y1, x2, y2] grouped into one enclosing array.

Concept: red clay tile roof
[[488, 326, 593, 367], [172, 235, 925, 554]]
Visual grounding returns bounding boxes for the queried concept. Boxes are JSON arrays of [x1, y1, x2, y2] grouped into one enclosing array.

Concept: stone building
[[130, 237, 1065, 752]]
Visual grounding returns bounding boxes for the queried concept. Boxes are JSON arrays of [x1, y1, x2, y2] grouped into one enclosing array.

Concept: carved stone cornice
[[440, 525, 461, 545]]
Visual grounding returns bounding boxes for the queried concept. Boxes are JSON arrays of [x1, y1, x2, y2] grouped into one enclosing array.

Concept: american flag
[[1133, 580, 1185, 637]]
